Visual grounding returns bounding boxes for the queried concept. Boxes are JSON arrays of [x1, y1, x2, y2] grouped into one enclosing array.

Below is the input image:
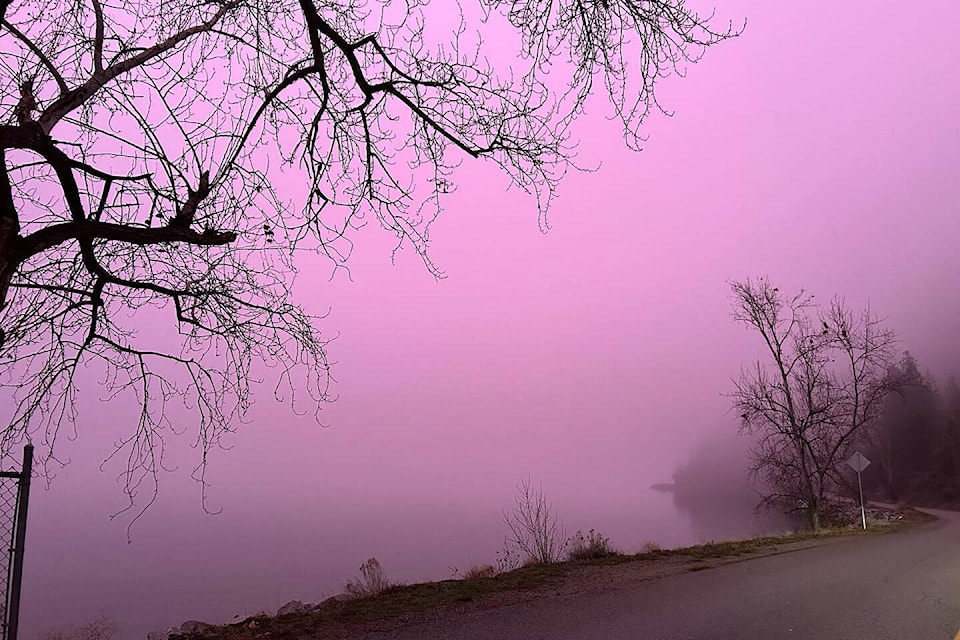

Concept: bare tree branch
[[0, 0, 738, 521], [728, 278, 900, 530]]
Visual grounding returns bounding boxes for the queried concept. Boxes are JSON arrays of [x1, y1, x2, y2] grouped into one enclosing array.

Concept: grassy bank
[[174, 507, 934, 640]]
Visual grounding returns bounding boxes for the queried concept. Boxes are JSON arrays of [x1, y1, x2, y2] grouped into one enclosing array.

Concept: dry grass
[[343, 558, 392, 599], [566, 529, 619, 561], [460, 564, 498, 580], [638, 540, 662, 554]]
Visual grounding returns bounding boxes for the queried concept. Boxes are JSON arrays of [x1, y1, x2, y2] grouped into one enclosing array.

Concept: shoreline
[[169, 505, 935, 640]]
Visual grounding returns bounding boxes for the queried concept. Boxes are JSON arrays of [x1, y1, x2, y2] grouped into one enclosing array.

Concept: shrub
[[496, 543, 522, 573], [566, 529, 618, 561], [503, 477, 565, 564], [638, 540, 662, 554], [452, 563, 498, 580], [344, 557, 392, 598]]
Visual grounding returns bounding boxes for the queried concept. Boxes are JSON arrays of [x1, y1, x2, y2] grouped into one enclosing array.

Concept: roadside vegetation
[[343, 558, 393, 599], [565, 529, 618, 561], [165, 494, 933, 640]]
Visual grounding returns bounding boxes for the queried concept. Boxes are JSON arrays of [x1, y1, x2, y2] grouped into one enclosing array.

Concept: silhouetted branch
[[0, 0, 736, 520], [729, 278, 900, 530]]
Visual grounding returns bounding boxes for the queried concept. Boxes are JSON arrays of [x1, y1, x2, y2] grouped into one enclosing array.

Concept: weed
[[566, 529, 619, 561], [496, 543, 522, 573], [638, 540, 662, 554], [344, 557, 392, 598], [459, 564, 498, 580]]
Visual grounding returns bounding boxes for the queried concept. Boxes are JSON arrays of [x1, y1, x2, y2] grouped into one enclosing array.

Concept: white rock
[[316, 593, 348, 609], [277, 599, 309, 616]]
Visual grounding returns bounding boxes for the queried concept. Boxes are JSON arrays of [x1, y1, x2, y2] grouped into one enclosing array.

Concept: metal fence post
[[6, 445, 33, 640]]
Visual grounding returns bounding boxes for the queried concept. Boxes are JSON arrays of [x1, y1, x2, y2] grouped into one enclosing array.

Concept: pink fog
[[1, 0, 959, 638]]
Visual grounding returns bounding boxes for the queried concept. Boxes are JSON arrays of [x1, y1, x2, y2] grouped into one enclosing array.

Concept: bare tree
[[0, 0, 739, 514], [729, 278, 899, 530], [503, 477, 565, 564]]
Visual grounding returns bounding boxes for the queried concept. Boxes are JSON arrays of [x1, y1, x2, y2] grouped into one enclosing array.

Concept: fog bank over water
[[667, 428, 795, 542]]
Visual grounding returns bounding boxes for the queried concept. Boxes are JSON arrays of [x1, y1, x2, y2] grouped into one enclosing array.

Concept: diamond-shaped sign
[[847, 451, 871, 473]]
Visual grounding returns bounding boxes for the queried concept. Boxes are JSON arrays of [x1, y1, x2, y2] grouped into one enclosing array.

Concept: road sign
[[846, 451, 870, 530], [847, 451, 871, 473]]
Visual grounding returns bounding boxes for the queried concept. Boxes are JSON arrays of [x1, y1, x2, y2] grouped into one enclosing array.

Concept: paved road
[[360, 509, 960, 640]]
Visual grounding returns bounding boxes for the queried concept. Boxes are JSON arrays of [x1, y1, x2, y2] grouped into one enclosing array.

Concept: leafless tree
[[503, 477, 565, 564], [729, 278, 900, 530], [0, 0, 739, 515]]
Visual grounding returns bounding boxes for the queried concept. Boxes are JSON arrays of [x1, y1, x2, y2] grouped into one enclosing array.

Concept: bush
[[503, 477, 565, 564], [344, 557, 392, 598], [452, 563, 498, 580], [496, 543, 522, 573], [638, 540, 662, 554], [566, 529, 618, 561]]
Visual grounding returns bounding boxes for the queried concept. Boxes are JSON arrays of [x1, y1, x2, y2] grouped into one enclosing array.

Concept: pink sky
[[15, 0, 960, 636]]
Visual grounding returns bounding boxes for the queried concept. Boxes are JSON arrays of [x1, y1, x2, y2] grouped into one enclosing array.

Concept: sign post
[[846, 451, 871, 530], [0, 443, 33, 640]]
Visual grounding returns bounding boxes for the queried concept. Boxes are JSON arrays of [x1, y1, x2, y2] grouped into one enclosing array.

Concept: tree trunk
[[0, 146, 20, 338]]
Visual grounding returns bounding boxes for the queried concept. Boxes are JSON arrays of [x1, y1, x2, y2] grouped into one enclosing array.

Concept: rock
[[180, 620, 212, 633], [146, 632, 168, 640], [315, 593, 348, 609], [277, 599, 309, 616]]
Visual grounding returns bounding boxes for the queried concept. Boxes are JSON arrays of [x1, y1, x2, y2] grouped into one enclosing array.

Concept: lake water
[[20, 469, 790, 639]]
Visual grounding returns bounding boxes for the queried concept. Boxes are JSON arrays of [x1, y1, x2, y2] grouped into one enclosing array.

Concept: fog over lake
[[22, 427, 789, 637]]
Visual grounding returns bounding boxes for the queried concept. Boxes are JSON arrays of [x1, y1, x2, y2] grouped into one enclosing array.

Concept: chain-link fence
[[0, 476, 17, 635], [0, 446, 33, 640]]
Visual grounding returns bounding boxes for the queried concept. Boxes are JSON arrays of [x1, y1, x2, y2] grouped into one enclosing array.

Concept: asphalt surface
[[359, 509, 960, 640]]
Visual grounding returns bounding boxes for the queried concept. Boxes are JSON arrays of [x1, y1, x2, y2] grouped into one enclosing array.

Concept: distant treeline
[[855, 351, 960, 507], [667, 428, 796, 537], [670, 350, 960, 522]]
